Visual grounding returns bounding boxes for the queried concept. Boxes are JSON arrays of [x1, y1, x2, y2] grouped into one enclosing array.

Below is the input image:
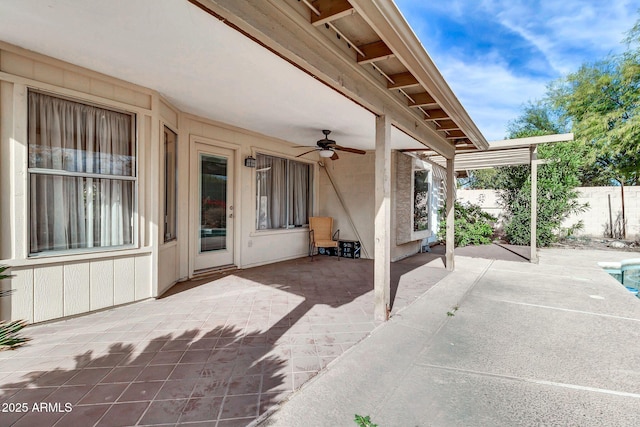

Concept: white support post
[[530, 146, 538, 264], [374, 114, 391, 321], [445, 157, 455, 271]]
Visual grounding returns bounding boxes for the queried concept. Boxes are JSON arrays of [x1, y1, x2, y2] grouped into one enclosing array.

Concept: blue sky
[[394, 0, 640, 141]]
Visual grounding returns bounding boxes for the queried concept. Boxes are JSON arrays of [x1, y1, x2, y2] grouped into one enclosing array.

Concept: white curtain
[[256, 154, 310, 229], [28, 92, 134, 253], [289, 161, 310, 226], [256, 154, 286, 229]]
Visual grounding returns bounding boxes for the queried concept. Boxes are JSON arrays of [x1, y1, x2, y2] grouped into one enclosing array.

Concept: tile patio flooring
[[0, 252, 448, 426]]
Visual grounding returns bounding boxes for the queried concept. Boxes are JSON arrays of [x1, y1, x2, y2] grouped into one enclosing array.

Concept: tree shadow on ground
[[0, 252, 450, 426], [165, 252, 448, 315], [0, 325, 289, 426]]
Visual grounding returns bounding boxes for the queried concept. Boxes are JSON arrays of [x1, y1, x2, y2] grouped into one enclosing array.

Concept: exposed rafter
[[435, 119, 460, 131], [423, 108, 449, 120], [443, 130, 465, 139], [408, 92, 437, 108], [310, 0, 355, 26], [386, 72, 419, 89], [356, 40, 394, 64], [294, 0, 491, 155]]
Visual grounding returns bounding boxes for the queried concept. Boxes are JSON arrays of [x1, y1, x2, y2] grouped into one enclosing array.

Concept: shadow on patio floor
[[0, 251, 449, 426]]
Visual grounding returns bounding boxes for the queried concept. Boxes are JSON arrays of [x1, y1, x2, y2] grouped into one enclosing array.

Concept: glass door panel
[[192, 143, 234, 272], [200, 154, 227, 253]]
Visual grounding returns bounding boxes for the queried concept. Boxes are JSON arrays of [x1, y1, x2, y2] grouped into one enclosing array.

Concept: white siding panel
[[158, 246, 177, 296], [114, 257, 135, 305], [33, 265, 63, 323], [63, 263, 90, 316], [134, 255, 151, 300], [90, 259, 114, 310], [9, 268, 33, 323]]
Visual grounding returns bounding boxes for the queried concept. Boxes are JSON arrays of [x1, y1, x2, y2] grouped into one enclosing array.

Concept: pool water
[[599, 259, 640, 298]]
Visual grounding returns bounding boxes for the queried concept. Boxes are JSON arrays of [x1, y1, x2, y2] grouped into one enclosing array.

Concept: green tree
[[547, 17, 640, 237], [459, 169, 499, 189], [549, 20, 640, 186], [495, 102, 588, 246]]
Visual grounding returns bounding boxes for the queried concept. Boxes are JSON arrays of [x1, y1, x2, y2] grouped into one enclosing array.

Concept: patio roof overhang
[[424, 133, 575, 173], [0, 0, 487, 158]]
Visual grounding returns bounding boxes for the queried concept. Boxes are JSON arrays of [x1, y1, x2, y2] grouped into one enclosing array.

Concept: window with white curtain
[[28, 91, 136, 254], [255, 153, 311, 230]]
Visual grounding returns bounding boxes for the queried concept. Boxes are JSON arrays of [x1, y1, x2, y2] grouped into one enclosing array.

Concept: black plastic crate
[[318, 247, 339, 256], [339, 240, 361, 259]]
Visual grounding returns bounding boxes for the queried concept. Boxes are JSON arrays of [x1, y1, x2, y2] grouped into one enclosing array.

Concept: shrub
[[0, 265, 30, 351], [439, 201, 497, 247], [496, 142, 589, 246]]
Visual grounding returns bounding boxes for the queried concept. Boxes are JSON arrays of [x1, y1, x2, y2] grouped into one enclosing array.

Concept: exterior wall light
[[244, 156, 256, 168]]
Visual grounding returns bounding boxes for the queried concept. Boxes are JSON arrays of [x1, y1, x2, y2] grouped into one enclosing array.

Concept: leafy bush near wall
[[439, 201, 497, 247], [0, 265, 29, 351], [496, 142, 589, 246]]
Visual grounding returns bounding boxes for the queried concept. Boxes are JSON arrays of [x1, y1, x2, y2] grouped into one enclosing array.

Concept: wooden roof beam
[[443, 130, 466, 139], [310, 0, 355, 26], [423, 108, 449, 120], [387, 72, 419, 89], [408, 92, 437, 108], [435, 119, 460, 131], [356, 40, 394, 64]]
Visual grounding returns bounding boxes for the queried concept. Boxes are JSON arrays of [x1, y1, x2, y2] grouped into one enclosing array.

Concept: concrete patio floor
[[0, 252, 448, 426], [260, 248, 640, 426]]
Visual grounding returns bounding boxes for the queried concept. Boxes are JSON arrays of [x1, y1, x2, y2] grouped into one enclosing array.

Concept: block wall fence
[[457, 187, 640, 240]]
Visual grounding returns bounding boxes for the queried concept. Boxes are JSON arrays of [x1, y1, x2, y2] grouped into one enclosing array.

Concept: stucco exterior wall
[[318, 152, 375, 259], [318, 151, 445, 262], [458, 186, 640, 239]]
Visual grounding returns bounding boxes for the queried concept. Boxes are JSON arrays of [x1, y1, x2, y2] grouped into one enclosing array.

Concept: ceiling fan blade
[[330, 151, 339, 160], [332, 145, 366, 155], [296, 149, 318, 158], [293, 145, 316, 148]]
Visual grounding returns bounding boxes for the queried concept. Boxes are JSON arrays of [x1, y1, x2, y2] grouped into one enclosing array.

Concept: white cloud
[[437, 55, 548, 140], [486, 0, 638, 74], [396, 0, 639, 140]]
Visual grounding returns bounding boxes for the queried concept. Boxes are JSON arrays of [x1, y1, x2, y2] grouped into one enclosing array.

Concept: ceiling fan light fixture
[[319, 149, 334, 158]]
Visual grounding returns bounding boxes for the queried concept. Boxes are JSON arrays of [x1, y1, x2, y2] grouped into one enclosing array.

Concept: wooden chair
[[309, 217, 340, 261]]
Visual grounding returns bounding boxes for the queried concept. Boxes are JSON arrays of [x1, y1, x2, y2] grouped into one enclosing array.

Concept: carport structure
[[428, 133, 575, 263]]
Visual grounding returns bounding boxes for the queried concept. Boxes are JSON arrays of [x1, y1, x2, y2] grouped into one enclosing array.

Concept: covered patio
[[0, 0, 498, 326], [0, 253, 447, 426]]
